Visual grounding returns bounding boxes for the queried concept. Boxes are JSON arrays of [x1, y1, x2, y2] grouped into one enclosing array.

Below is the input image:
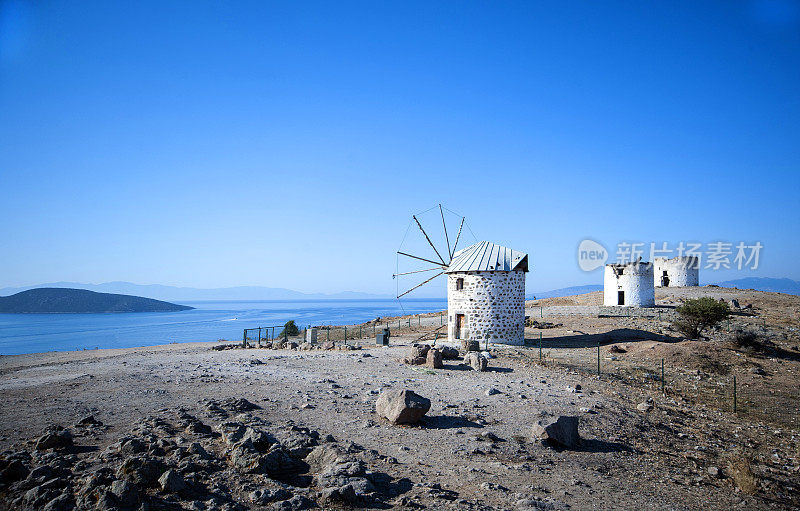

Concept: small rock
[[708, 466, 721, 478], [636, 402, 653, 412], [485, 388, 500, 396]]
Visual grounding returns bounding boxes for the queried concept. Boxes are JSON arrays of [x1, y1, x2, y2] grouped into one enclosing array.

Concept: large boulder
[[375, 389, 431, 425], [35, 428, 72, 451], [440, 346, 459, 360], [461, 340, 480, 352], [464, 352, 488, 372], [425, 348, 443, 369], [531, 416, 580, 448], [410, 344, 430, 359]]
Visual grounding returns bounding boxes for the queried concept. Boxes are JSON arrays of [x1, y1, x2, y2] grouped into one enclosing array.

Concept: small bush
[[732, 328, 764, 351], [672, 297, 730, 339], [729, 454, 758, 495], [279, 320, 300, 338]]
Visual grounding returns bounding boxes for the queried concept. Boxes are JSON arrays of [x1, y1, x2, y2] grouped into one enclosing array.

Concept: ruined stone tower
[[603, 261, 655, 307], [653, 256, 699, 287], [445, 241, 529, 346]]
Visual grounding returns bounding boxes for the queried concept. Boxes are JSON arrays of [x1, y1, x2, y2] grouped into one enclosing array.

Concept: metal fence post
[[327, 327, 330, 342], [242, 329, 247, 348], [596, 340, 600, 376], [540, 306, 543, 318], [538, 332, 542, 362], [661, 358, 665, 395], [733, 375, 737, 413], [344, 326, 347, 342]]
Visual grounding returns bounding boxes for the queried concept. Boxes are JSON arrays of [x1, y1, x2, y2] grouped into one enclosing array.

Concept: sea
[[0, 299, 446, 356]]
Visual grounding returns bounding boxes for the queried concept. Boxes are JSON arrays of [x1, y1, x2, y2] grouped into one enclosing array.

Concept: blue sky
[[1, 1, 799, 295]]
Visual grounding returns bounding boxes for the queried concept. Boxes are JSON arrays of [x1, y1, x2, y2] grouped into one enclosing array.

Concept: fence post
[[733, 375, 737, 413], [538, 332, 542, 362], [242, 329, 247, 348], [440, 313, 443, 325], [661, 358, 665, 395], [540, 306, 543, 318], [360, 324, 362, 338], [596, 340, 600, 376], [344, 326, 347, 342], [327, 327, 330, 342]]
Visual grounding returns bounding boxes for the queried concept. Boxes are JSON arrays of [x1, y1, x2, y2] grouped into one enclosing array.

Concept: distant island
[[0, 288, 194, 313]]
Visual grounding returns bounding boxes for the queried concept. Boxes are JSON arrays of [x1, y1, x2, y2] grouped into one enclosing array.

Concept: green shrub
[[279, 320, 300, 337], [672, 297, 730, 339]]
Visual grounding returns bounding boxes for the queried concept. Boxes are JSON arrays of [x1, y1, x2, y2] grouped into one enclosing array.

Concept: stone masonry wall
[[447, 270, 525, 346]]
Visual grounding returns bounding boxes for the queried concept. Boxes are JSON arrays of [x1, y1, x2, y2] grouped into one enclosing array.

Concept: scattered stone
[[110, 480, 139, 507], [35, 428, 73, 451], [76, 415, 103, 427], [461, 340, 480, 352], [440, 346, 459, 359], [464, 352, 488, 372], [375, 389, 431, 425], [708, 466, 721, 478], [484, 388, 500, 396], [637, 402, 654, 412], [425, 348, 443, 369], [158, 469, 186, 493], [531, 416, 580, 448]]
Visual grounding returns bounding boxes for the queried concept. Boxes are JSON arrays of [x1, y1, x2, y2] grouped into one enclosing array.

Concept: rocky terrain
[[1, 286, 799, 510]]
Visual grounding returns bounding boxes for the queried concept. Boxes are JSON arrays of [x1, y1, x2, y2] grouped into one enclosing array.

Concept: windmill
[[395, 205, 530, 346], [393, 204, 474, 300]]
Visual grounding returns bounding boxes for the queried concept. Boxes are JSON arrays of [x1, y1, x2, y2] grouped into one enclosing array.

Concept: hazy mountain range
[[1, 277, 798, 302]]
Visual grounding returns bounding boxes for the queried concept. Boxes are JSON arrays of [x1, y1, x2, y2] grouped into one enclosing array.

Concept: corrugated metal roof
[[445, 241, 529, 273]]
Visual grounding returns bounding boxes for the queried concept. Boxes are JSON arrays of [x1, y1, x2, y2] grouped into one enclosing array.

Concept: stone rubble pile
[[0, 401, 415, 510]]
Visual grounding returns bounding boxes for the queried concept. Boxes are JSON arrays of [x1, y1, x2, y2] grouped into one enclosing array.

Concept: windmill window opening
[[456, 278, 464, 290]]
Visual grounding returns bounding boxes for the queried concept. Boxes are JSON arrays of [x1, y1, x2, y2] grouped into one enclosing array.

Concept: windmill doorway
[[455, 314, 465, 339], [661, 271, 670, 287], [617, 291, 625, 306]]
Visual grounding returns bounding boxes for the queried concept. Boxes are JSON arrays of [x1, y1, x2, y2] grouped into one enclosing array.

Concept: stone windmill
[[395, 206, 529, 346]]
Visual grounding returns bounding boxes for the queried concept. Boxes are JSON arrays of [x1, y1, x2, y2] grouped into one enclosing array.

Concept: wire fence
[[241, 312, 450, 347], [518, 335, 799, 431]]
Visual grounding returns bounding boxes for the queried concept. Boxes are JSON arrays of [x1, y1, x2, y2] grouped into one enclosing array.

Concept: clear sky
[[1, 1, 799, 295]]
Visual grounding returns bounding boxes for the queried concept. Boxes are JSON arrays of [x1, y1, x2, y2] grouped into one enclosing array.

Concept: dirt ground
[[1, 286, 799, 510]]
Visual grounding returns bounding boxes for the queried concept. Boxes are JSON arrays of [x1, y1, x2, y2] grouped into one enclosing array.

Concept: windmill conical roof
[[445, 241, 529, 273]]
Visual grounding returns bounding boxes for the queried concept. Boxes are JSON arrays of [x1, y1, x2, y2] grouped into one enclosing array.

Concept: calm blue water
[[0, 299, 446, 355]]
